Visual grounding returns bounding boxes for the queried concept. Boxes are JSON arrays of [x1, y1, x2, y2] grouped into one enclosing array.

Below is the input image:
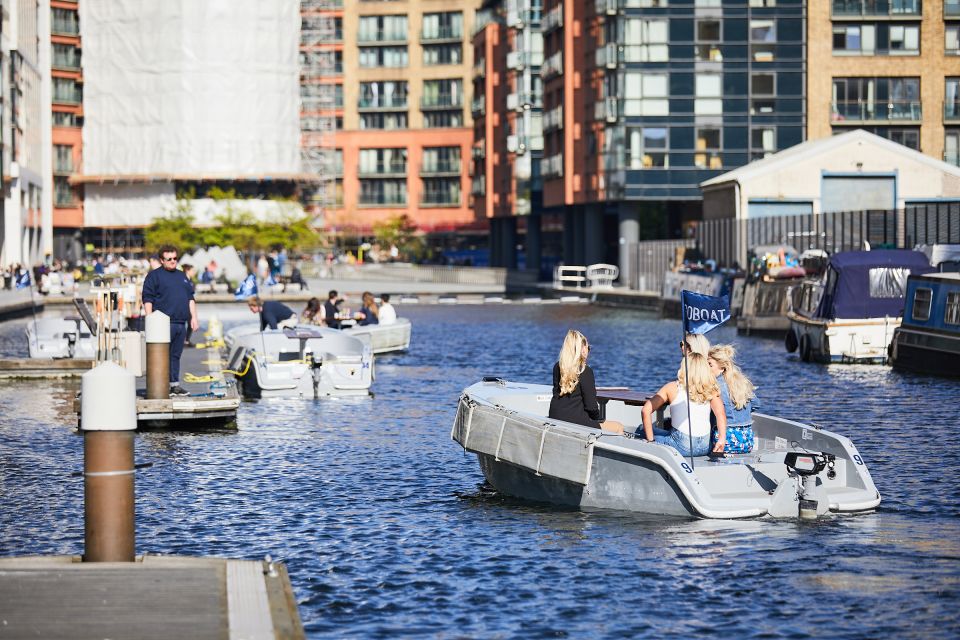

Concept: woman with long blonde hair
[[548, 330, 624, 434], [708, 344, 757, 453], [640, 352, 726, 456]]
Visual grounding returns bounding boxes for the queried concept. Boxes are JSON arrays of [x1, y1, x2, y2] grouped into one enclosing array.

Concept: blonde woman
[[680, 332, 710, 357], [548, 330, 624, 434], [640, 352, 726, 456], [708, 344, 757, 453]]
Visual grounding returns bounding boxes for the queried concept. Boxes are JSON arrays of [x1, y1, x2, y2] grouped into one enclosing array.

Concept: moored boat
[[452, 379, 880, 519], [890, 272, 960, 377], [344, 318, 412, 355], [26, 317, 95, 359], [225, 324, 373, 398], [785, 250, 934, 363]]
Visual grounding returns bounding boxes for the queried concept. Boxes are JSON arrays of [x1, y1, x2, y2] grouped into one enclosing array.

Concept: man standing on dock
[[142, 245, 199, 396]]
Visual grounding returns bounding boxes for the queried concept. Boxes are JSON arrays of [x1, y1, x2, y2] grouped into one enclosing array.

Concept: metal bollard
[[81, 362, 138, 562], [145, 311, 170, 400]]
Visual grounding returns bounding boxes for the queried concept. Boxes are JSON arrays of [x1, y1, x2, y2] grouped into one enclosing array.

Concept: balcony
[[421, 192, 462, 207], [357, 31, 407, 45], [420, 160, 461, 177], [541, 51, 563, 80], [831, 0, 922, 19], [543, 4, 563, 34], [507, 50, 544, 70], [472, 141, 486, 159], [359, 194, 408, 207], [594, 97, 618, 123], [473, 60, 486, 78], [946, 102, 960, 123], [358, 97, 408, 111], [358, 164, 407, 177], [471, 96, 485, 116], [831, 100, 922, 124], [595, 0, 618, 17], [506, 92, 542, 111], [421, 94, 463, 110], [596, 43, 619, 69], [421, 27, 463, 43], [471, 175, 486, 196], [542, 153, 563, 179], [543, 105, 563, 132]]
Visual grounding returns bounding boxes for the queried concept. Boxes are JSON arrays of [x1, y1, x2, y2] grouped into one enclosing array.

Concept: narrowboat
[[890, 272, 960, 377], [785, 250, 934, 363]]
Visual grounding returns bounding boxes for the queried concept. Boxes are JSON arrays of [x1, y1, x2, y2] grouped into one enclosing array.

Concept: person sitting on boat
[[378, 293, 397, 325], [323, 290, 343, 329], [708, 344, 757, 453], [548, 330, 625, 434], [302, 297, 323, 325], [640, 352, 726, 456], [247, 296, 298, 331], [357, 291, 379, 326], [681, 332, 710, 357]]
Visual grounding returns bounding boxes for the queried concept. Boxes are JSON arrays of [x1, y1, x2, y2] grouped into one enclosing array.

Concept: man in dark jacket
[[246, 296, 297, 331], [142, 244, 199, 396]]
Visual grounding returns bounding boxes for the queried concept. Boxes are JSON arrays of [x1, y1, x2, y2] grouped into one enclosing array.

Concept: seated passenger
[[548, 330, 624, 434], [377, 293, 397, 325], [357, 291, 379, 326], [708, 344, 757, 453], [302, 297, 323, 326], [640, 352, 726, 456], [681, 332, 710, 357]]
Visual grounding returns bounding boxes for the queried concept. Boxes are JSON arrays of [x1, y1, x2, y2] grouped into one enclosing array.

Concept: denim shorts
[[653, 427, 711, 457]]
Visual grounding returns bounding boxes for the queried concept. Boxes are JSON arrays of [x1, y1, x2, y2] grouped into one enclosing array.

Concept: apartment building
[[809, 0, 960, 166], [50, 0, 82, 259], [331, 0, 483, 237], [472, 0, 545, 269]]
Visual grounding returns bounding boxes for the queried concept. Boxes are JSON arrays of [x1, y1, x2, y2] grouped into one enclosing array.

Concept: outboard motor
[[784, 452, 835, 519], [309, 352, 323, 399]]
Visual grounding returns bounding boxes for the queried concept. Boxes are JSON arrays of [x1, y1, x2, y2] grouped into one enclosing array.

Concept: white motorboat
[[452, 379, 881, 520], [344, 318, 412, 355], [225, 324, 373, 398], [25, 318, 95, 359], [785, 250, 935, 363]]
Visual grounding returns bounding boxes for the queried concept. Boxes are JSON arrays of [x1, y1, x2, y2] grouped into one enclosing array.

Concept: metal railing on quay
[[302, 262, 507, 286]]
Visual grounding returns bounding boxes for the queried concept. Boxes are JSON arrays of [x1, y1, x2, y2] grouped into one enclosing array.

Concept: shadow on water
[[1, 304, 959, 638]]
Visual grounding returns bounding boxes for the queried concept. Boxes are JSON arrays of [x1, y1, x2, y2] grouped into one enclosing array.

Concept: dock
[[0, 357, 94, 378], [0, 554, 304, 639]]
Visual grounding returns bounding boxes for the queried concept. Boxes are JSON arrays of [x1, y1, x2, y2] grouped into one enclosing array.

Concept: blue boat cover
[[815, 250, 935, 319]]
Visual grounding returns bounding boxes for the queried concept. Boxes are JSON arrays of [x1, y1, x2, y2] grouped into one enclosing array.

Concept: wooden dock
[[0, 357, 94, 378], [0, 554, 304, 639]]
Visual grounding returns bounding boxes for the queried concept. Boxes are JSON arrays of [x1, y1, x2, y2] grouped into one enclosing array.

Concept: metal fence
[[626, 238, 696, 293], [697, 204, 960, 268], [301, 262, 508, 286]]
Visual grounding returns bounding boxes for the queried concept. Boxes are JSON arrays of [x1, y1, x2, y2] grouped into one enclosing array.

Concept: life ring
[[784, 330, 798, 353]]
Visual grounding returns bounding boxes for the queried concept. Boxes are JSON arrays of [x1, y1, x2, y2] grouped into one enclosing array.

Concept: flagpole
[[682, 338, 695, 471]]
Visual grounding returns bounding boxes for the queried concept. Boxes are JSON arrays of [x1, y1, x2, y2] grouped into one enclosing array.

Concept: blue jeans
[[654, 427, 711, 457], [169, 322, 187, 384]]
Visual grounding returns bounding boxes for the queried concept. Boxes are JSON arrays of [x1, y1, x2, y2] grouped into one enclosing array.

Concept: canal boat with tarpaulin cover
[[785, 250, 934, 363], [890, 272, 960, 377], [452, 379, 881, 519]]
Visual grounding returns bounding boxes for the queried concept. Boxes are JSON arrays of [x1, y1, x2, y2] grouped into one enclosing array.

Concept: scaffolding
[[300, 0, 341, 228]]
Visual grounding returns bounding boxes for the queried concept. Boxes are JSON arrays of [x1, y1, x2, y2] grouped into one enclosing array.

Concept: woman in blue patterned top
[[708, 344, 757, 453]]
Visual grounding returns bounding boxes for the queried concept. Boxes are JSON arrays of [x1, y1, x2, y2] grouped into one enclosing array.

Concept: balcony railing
[[473, 60, 486, 78], [420, 160, 461, 176], [421, 94, 463, 109], [596, 43, 619, 69], [421, 192, 462, 207], [596, 0, 618, 16], [543, 105, 563, 132], [594, 97, 618, 123], [358, 97, 408, 111], [542, 153, 563, 179], [421, 27, 463, 43], [831, 0, 921, 18], [52, 19, 79, 36], [471, 96, 485, 116], [541, 51, 563, 79], [507, 92, 543, 111], [357, 30, 407, 45], [358, 164, 407, 177], [507, 50, 544, 70], [831, 100, 922, 123], [945, 101, 960, 122], [543, 4, 563, 34], [359, 194, 408, 206]]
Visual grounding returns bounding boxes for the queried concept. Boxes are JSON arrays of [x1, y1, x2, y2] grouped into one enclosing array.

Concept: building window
[[946, 292, 960, 325], [358, 15, 408, 43], [750, 19, 776, 61], [423, 44, 462, 65], [52, 8, 78, 35], [948, 26, 960, 56], [54, 145, 73, 174], [695, 128, 722, 169], [301, 115, 338, 132], [751, 127, 776, 160], [833, 24, 919, 55], [52, 43, 81, 70], [422, 147, 461, 175], [749, 0, 777, 6], [832, 0, 921, 17], [886, 128, 920, 149], [53, 112, 80, 127], [359, 81, 408, 108], [695, 74, 722, 115], [53, 78, 82, 104], [623, 73, 668, 116], [422, 12, 463, 41], [54, 177, 74, 206], [945, 130, 960, 166], [359, 148, 407, 176], [421, 178, 461, 206], [359, 180, 407, 206], [695, 19, 722, 62], [911, 288, 932, 321], [360, 113, 408, 130], [832, 77, 921, 122], [422, 79, 462, 108], [623, 19, 668, 62], [423, 111, 464, 128], [833, 24, 873, 54], [947, 78, 960, 121], [751, 72, 775, 114], [626, 127, 668, 168], [889, 25, 920, 53], [359, 46, 407, 68]]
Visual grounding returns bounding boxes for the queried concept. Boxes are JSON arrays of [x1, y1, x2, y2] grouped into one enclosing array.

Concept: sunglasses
[[162, 256, 178, 262]]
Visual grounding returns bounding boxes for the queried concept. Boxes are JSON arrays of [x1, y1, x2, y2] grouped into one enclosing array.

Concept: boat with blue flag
[[785, 250, 934, 363], [889, 272, 960, 377]]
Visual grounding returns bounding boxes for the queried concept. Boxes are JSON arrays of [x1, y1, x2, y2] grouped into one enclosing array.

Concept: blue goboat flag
[[681, 289, 730, 335], [234, 273, 258, 300], [15, 271, 31, 290]]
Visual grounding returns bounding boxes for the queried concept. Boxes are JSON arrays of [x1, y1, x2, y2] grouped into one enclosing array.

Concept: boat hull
[[787, 313, 898, 364], [344, 319, 411, 355], [890, 327, 960, 377]]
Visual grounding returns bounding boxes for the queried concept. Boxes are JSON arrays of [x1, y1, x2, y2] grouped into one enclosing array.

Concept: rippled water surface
[[1, 303, 959, 638]]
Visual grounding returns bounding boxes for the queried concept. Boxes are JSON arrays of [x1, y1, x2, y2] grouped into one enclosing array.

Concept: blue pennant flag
[[234, 273, 258, 300], [681, 289, 730, 335], [15, 271, 31, 290]]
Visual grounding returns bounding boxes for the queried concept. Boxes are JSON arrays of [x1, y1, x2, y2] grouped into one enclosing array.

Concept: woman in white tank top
[[640, 351, 726, 457]]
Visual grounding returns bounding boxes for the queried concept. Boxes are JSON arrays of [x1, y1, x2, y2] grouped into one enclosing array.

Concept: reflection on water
[[1, 303, 959, 638]]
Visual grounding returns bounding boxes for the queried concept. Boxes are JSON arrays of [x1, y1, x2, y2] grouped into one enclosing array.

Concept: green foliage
[[372, 214, 426, 261]]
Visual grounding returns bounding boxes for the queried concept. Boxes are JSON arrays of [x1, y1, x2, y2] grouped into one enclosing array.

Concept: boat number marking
[[802, 429, 812, 440], [536, 394, 551, 402], [681, 463, 693, 474], [853, 454, 864, 466], [775, 437, 788, 450]]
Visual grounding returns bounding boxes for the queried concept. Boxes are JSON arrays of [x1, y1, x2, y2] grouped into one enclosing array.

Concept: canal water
[[1, 303, 958, 638]]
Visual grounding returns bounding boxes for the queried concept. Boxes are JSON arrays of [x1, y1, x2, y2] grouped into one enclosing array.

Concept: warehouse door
[[821, 175, 896, 213]]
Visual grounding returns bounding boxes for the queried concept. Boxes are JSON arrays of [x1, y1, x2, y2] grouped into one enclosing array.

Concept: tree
[[372, 214, 425, 261]]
